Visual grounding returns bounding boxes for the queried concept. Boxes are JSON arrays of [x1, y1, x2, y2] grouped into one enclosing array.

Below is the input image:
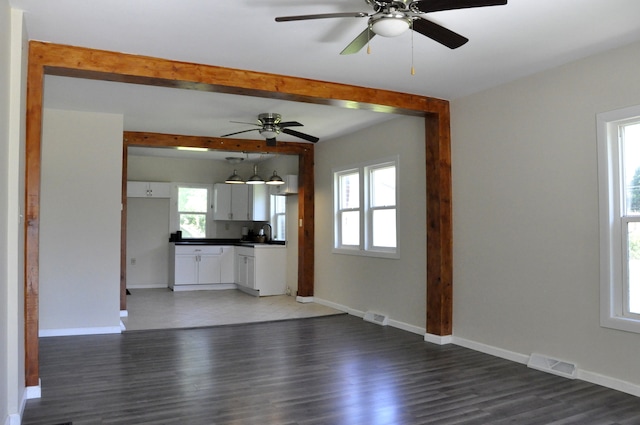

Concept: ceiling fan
[[275, 0, 507, 55], [220, 113, 320, 147]]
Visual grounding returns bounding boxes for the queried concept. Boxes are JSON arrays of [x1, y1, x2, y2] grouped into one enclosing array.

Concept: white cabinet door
[[246, 255, 256, 289], [148, 182, 171, 198], [197, 254, 221, 284], [220, 247, 235, 283], [231, 185, 249, 221], [214, 184, 232, 220], [174, 255, 198, 285], [214, 184, 250, 221], [127, 181, 171, 198]]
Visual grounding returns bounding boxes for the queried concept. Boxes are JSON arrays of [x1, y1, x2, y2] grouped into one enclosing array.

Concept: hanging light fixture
[[246, 164, 265, 185], [225, 169, 245, 184], [266, 170, 285, 185]]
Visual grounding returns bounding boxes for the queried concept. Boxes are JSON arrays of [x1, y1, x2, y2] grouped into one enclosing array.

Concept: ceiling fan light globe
[[371, 16, 410, 37], [260, 128, 278, 139]]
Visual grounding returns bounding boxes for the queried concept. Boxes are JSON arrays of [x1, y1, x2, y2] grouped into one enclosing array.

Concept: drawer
[[175, 245, 224, 255]]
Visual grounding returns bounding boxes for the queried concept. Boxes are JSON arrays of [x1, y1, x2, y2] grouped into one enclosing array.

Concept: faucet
[[262, 223, 273, 242]]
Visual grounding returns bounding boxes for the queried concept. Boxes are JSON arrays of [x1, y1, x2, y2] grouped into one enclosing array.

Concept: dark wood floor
[[23, 315, 640, 425]]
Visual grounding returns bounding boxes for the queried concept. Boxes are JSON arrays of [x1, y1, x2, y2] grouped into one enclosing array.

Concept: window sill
[[601, 314, 640, 334], [332, 247, 399, 259]]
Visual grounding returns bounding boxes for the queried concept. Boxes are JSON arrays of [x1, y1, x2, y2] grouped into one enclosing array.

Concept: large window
[[270, 194, 286, 241], [334, 157, 398, 258], [175, 185, 211, 238], [597, 105, 640, 333]]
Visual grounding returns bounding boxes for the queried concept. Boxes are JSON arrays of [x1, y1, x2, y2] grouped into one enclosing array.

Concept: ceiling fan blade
[[412, 17, 468, 49], [340, 27, 376, 55], [229, 120, 261, 126], [282, 128, 319, 143], [412, 0, 507, 13], [220, 128, 260, 137], [266, 138, 277, 147], [278, 121, 304, 128], [276, 12, 368, 22]]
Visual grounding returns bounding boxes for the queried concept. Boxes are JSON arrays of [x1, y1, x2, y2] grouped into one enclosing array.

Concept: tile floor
[[121, 288, 346, 331]]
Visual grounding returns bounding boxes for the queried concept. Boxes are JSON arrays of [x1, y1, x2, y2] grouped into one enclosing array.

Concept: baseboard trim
[[26, 379, 41, 399], [120, 309, 128, 317], [424, 333, 453, 345], [579, 369, 640, 398], [39, 326, 122, 337], [312, 297, 425, 336], [452, 336, 529, 365], [126, 284, 168, 289], [6, 413, 21, 425], [452, 336, 640, 398], [295, 296, 314, 303]]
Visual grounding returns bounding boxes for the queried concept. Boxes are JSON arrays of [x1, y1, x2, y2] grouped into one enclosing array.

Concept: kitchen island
[[169, 239, 287, 296]]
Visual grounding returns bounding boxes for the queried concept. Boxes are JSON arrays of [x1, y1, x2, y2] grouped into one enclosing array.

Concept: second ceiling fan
[[220, 113, 319, 147], [275, 0, 507, 55]]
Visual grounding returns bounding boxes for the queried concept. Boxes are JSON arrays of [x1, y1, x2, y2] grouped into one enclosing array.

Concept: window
[[175, 185, 211, 238], [597, 105, 640, 333], [270, 194, 286, 241], [333, 157, 398, 258]]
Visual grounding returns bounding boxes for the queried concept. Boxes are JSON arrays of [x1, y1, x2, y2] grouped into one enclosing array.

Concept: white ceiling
[[11, 0, 640, 152]]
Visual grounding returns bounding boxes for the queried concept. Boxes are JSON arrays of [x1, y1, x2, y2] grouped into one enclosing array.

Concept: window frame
[[597, 105, 640, 333], [270, 194, 287, 241], [170, 183, 213, 239], [333, 156, 399, 259]]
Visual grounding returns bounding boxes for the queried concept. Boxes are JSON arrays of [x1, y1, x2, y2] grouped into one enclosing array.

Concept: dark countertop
[[172, 238, 286, 246]]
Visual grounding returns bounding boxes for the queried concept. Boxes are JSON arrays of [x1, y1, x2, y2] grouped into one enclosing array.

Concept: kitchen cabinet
[[269, 175, 298, 196], [213, 183, 269, 221], [127, 181, 172, 198], [235, 245, 286, 296], [170, 245, 224, 290]]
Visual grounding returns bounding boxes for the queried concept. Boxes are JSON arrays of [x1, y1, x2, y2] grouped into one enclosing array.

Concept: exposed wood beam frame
[[24, 41, 453, 388]]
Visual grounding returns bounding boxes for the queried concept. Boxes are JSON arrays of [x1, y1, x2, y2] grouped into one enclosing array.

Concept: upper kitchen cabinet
[[214, 183, 270, 221], [269, 175, 298, 196], [127, 181, 172, 198]]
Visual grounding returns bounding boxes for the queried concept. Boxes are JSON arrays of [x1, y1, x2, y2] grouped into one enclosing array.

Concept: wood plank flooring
[[23, 315, 640, 425]]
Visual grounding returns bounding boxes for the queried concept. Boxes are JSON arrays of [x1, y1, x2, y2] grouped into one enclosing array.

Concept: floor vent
[[363, 311, 388, 326], [527, 353, 577, 379]]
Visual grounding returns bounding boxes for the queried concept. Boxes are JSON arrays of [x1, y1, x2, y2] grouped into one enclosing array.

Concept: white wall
[[451, 41, 640, 390], [39, 109, 123, 335], [126, 198, 170, 288], [2, 5, 27, 424], [0, 1, 11, 422], [315, 115, 427, 331]]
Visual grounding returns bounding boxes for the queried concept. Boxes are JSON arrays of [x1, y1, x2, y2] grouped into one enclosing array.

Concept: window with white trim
[[333, 157, 398, 258], [174, 184, 212, 238], [597, 105, 640, 333], [270, 194, 286, 241]]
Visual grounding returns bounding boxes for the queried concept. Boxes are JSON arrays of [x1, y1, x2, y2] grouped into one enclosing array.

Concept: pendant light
[[266, 170, 285, 185], [246, 164, 265, 185], [225, 169, 245, 184]]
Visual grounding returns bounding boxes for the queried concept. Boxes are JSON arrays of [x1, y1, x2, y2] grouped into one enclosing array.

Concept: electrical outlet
[[130, 258, 136, 265]]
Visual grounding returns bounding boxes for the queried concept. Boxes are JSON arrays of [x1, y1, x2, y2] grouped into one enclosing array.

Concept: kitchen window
[[271, 194, 286, 241], [597, 105, 640, 333], [174, 184, 212, 238], [333, 156, 398, 258]]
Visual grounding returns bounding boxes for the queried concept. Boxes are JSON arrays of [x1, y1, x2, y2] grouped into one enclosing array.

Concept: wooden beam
[[24, 42, 453, 389]]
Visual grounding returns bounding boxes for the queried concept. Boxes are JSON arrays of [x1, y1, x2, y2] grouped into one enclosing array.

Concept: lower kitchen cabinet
[[170, 245, 234, 290], [170, 244, 286, 295], [236, 246, 286, 296]]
